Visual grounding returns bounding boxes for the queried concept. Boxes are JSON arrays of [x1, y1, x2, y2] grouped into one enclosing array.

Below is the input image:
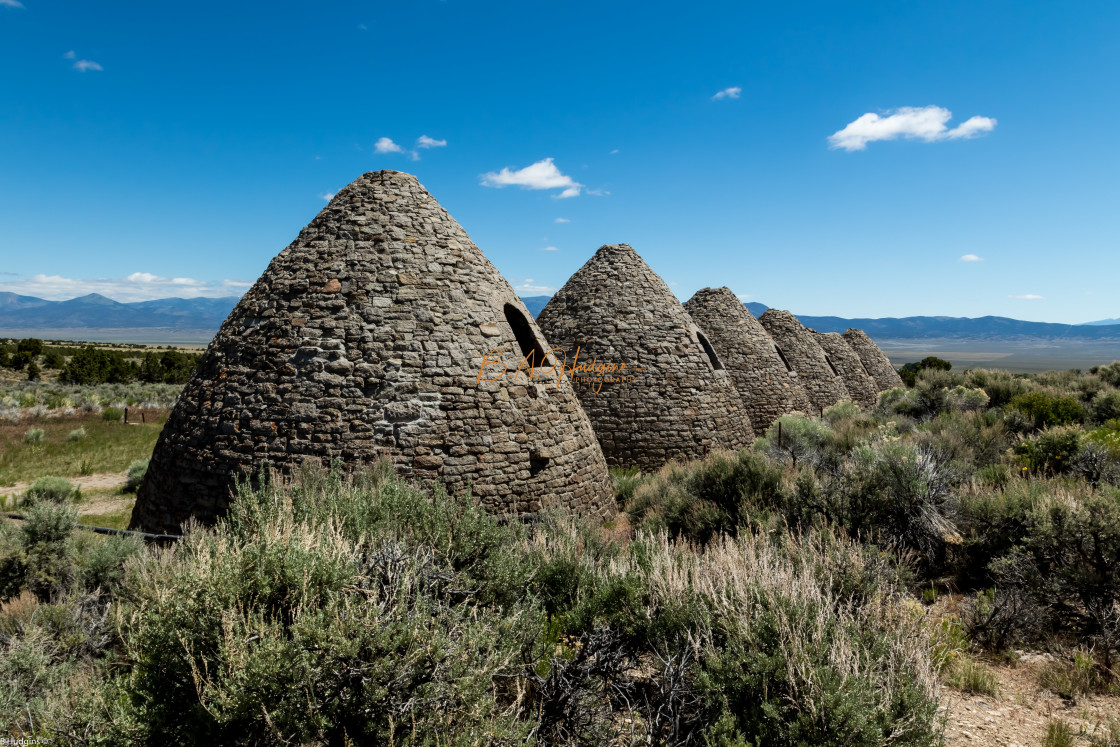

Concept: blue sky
[[1, 1, 1117, 323]]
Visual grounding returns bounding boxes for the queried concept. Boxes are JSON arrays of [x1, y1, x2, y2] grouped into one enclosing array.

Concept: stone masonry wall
[[536, 244, 754, 472], [758, 309, 850, 413], [684, 287, 813, 430], [813, 331, 880, 408], [843, 328, 904, 391], [130, 171, 615, 534]]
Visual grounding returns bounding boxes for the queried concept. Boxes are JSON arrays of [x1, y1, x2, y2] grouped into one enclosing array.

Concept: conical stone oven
[[758, 309, 850, 413], [684, 287, 813, 430], [130, 171, 615, 533], [536, 244, 753, 471]]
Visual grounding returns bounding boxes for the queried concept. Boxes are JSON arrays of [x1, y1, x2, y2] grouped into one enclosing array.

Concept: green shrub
[[25, 476, 78, 504], [967, 369, 1033, 408], [1044, 719, 1077, 747], [101, 406, 124, 422], [1009, 390, 1086, 428], [1092, 390, 1120, 424], [826, 441, 961, 566], [1038, 649, 1109, 700], [945, 385, 989, 412], [1095, 362, 1120, 388], [111, 472, 535, 744], [24, 427, 44, 444], [67, 426, 86, 441], [766, 413, 833, 467], [1087, 420, 1120, 459], [18, 501, 78, 602], [945, 656, 999, 696], [823, 399, 861, 424], [625, 449, 785, 543], [125, 459, 149, 493], [899, 356, 952, 388], [609, 465, 642, 505], [1014, 425, 1083, 475]]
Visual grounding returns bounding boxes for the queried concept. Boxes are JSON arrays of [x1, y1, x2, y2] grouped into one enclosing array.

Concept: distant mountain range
[[521, 296, 1120, 341], [0, 292, 240, 331], [2, 292, 1118, 344]]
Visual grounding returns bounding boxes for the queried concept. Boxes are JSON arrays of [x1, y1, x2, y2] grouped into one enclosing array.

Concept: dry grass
[[0, 411, 166, 485]]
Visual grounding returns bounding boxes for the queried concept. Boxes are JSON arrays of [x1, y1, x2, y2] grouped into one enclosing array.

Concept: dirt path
[[0, 471, 127, 500], [943, 652, 1120, 746]]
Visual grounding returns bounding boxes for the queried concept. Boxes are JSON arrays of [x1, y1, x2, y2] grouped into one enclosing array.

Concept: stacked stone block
[[536, 244, 754, 471], [843, 328, 904, 391], [758, 309, 850, 413], [684, 287, 813, 430], [130, 170, 615, 534], [813, 331, 880, 408]]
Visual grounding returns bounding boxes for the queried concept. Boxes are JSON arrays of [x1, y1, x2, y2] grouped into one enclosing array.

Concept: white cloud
[[585, 188, 610, 196], [73, 59, 103, 72], [1, 0, 24, 8], [609, 149, 619, 155], [63, 50, 76, 59], [513, 279, 557, 295], [959, 254, 983, 262], [319, 192, 335, 201], [374, 137, 404, 154], [416, 135, 446, 149], [480, 158, 583, 198], [0, 273, 250, 302], [1009, 294, 1044, 300], [540, 246, 559, 252], [712, 86, 742, 101], [828, 106, 997, 151], [554, 218, 570, 223]]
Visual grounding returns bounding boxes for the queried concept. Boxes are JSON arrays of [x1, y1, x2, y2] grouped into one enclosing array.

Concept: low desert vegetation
[[0, 361, 1119, 743]]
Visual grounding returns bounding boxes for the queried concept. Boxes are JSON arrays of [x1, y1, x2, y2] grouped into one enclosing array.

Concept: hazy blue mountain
[[0, 293, 240, 330], [1082, 317, 1120, 326], [3, 292, 1119, 343], [521, 296, 551, 318]]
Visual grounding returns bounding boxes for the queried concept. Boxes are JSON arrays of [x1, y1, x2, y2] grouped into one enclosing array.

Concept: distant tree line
[[0, 338, 201, 384]]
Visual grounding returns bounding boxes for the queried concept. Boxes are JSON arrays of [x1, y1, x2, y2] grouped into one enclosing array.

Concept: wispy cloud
[[609, 149, 619, 155], [539, 246, 559, 252], [416, 134, 446, 149], [0, 273, 251, 302], [1009, 294, 1044, 300], [959, 254, 983, 262], [828, 106, 996, 151], [65, 51, 104, 72], [712, 86, 741, 101], [585, 188, 609, 197], [1, 0, 25, 8], [374, 137, 404, 154], [480, 158, 583, 199], [513, 278, 557, 295], [358, 23, 367, 30], [554, 218, 570, 223], [319, 192, 335, 201]]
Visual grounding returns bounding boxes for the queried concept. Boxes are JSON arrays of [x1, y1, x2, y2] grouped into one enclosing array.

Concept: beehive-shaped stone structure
[[758, 309, 850, 413], [813, 331, 880, 408], [684, 287, 813, 431], [842, 328, 903, 391], [536, 244, 753, 471], [130, 171, 616, 534]]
